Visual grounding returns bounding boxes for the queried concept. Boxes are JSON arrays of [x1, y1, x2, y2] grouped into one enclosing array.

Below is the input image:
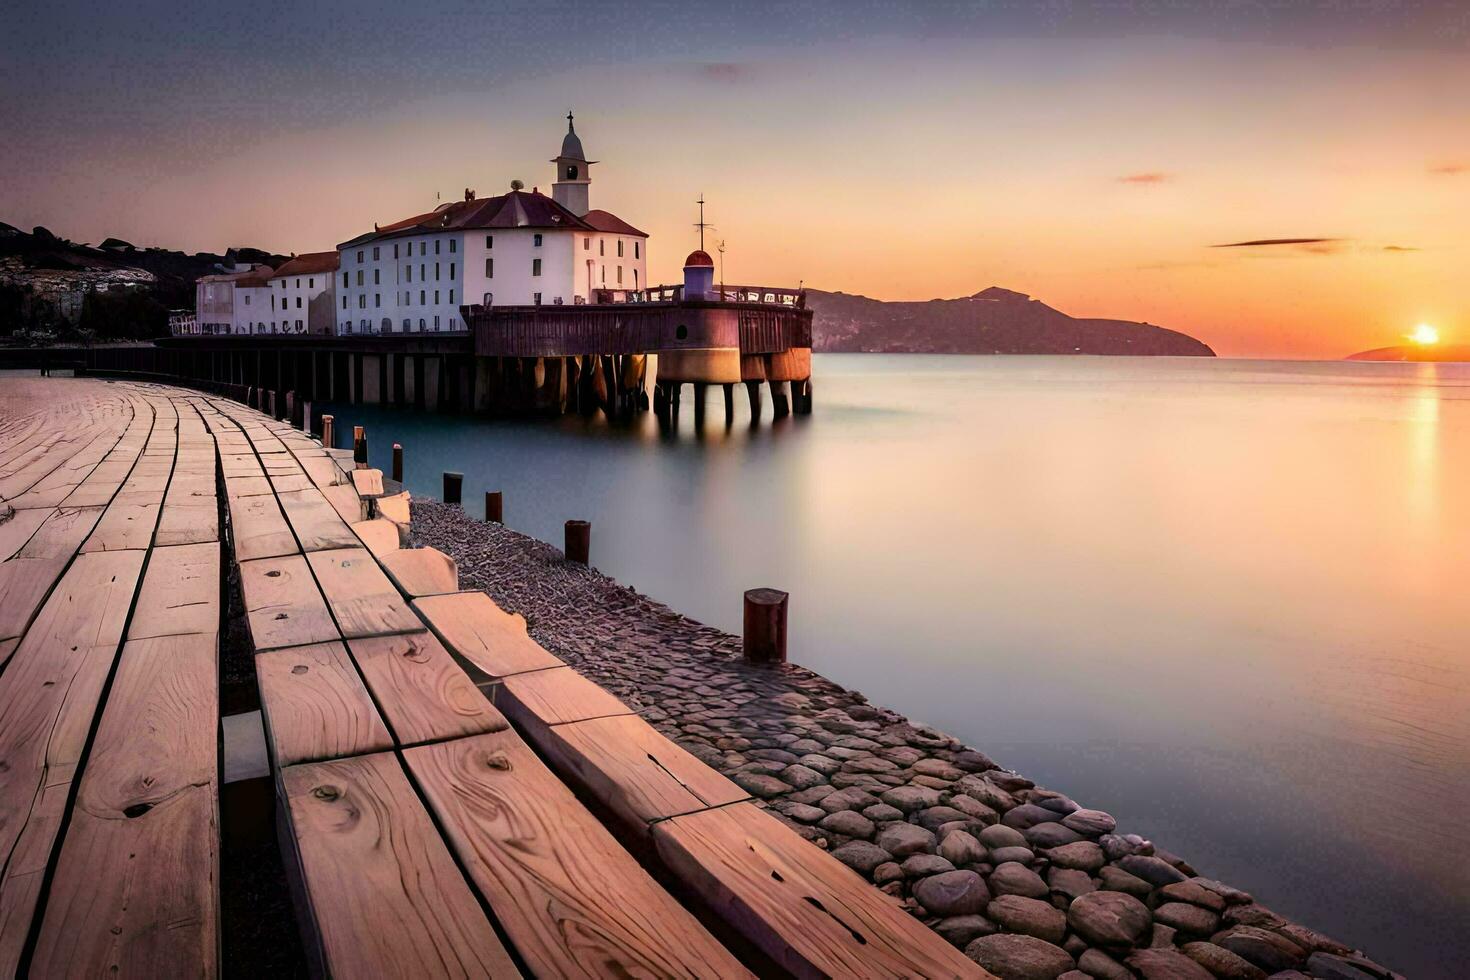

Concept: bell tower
[[551, 111, 594, 217]]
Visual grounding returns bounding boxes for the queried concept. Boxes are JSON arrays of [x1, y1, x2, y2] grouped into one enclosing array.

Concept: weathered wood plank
[[321, 483, 368, 524], [380, 546, 458, 597], [411, 591, 563, 680], [538, 714, 749, 829], [306, 547, 422, 638], [345, 631, 507, 745], [0, 556, 69, 643], [239, 554, 339, 651], [277, 488, 358, 552], [350, 518, 401, 559], [374, 491, 410, 526], [653, 801, 990, 980], [406, 731, 752, 979], [350, 468, 384, 498], [280, 752, 521, 978], [495, 664, 632, 729], [80, 491, 161, 552], [156, 502, 219, 546], [0, 550, 146, 972], [0, 506, 51, 560], [128, 541, 220, 640], [16, 505, 104, 558], [0, 763, 74, 976], [30, 632, 220, 977], [256, 640, 393, 766], [224, 474, 274, 498], [229, 492, 298, 561]]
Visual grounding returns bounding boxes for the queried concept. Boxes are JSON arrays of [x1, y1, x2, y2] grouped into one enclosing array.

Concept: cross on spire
[[694, 194, 715, 252], [566, 110, 574, 132]]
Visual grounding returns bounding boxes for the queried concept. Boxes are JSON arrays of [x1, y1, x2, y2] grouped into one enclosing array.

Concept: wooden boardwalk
[[0, 377, 988, 978]]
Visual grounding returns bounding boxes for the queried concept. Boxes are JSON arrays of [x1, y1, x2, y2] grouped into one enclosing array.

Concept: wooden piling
[[693, 383, 707, 427], [301, 399, 311, 432], [743, 588, 789, 664], [443, 471, 463, 506], [321, 414, 334, 448], [723, 384, 735, 424], [353, 426, 368, 468], [771, 380, 790, 418], [745, 381, 762, 423], [564, 520, 590, 565], [392, 443, 403, 483], [484, 490, 503, 524]]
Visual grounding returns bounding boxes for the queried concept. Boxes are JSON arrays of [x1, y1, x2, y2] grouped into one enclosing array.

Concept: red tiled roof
[[582, 209, 648, 238], [199, 264, 274, 286], [271, 251, 339, 278], [684, 250, 714, 268], [340, 190, 619, 248]]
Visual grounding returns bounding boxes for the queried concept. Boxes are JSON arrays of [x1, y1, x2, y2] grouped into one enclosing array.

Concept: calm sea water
[[325, 355, 1470, 974]]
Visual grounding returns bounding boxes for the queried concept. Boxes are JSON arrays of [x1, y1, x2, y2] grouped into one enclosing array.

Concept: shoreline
[[411, 499, 1402, 979]]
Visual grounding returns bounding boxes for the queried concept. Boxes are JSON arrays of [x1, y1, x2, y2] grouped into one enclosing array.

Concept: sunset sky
[[4, 1, 1467, 358]]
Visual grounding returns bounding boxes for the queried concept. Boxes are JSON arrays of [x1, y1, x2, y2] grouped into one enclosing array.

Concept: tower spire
[[695, 194, 713, 252], [567, 109, 574, 133]]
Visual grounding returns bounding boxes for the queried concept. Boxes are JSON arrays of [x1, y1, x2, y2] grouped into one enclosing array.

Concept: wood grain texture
[[412, 591, 563, 680], [280, 752, 521, 978], [306, 547, 422, 638], [269, 472, 315, 494], [406, 731, 752, 980], [78, 491, 161, 552], [374, 491, 410, 526], [539, 715, 749, 828], [277, 488, 358, 552], [16, 504, 104, 558], [129, 541, 220, 640], [0, 550, 145, 968], [239, 554, 339, 651], [155, 502, 219, 546], [496, 664, 631, 727], [351, 468, 384, 498], [0, 556, 68, 641], [228, 492, 298, 561], [350, 518, 401, 559], [257, 641, 393, 766], [380, 547, 458, 597], [346, 631, 508, 745], [653, 802, 991, 980], [321, 483, 368, 525], [31, 632, 220, 978], [300, 456, 347, 490], [0, 506, 50, 560], [224, 474, 274, 498]]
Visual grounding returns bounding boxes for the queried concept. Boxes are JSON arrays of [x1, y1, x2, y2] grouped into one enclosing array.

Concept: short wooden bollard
[[743, 588, 789, 664], [392, 443, 403, 483], [485, 490, 503, 524], [353, 426, 368, 468], [300, 399, 311, 432], [564, 520, 590, 564], [443, 471, 463, 505], [321, 414, 334, 448]]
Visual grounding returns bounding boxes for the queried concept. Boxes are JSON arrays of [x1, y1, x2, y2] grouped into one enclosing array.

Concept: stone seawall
[[411, 500, 1401, 980]]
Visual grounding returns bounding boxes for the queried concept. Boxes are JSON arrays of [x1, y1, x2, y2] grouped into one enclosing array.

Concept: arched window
[[419, 318, 426, 330], [565, 165, 578, 180]]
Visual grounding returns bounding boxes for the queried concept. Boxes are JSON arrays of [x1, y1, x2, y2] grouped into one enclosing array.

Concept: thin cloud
[[1428, 162, 1467, 175], [1211, 238, 1339, 248], [1117, 172, 1173, 185], [1382, 244, 1420, 252]]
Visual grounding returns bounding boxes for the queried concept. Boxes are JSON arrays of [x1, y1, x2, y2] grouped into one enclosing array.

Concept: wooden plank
[[30, 633, 219, 977], [350, 518, 401, 559], [228, 493, 297, 562], [0, 763, 74, 976], [406, 731, 752, 979], [380, 547, 458, 597], [0, 556, 69, 642], [351, 468, 384, 498], [306, 547, 421, 638], [0, 550, 145, 972], [128, 541, 220, 640], [374, 491, 410, 526], [495, 665, 632, 729], [239, 554, 339, 652], [277, 488, 358, 552], [412, 591, 563, 680], [280, 752, 521, 978], [224, 475, 274, 498], [538, 714, 749, 829], [16, 505, 104, 558], [0, 506, 50, 561], [321, 483, 367, 524], [301, 456, 347, 490], [256, 641, 393, 766], [345, 631, 507, 745], [80, 492, 161, 552], [269, 472, 315, 494], [653, 802, 990, 980]]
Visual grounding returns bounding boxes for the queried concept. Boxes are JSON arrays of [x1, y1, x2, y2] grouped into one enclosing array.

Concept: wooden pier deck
[[0, 377, 987, 978]]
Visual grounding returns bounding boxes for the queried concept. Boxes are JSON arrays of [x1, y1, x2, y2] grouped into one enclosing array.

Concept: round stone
[[916, 806, 973, 831], [914, 870, 991, 917], [873, 861, 904, 885], [730, 772, 792, 798], [1154, 901, 1220, 937], [1181, 942, 1268, 980], [990, 845, 1036, 866], [880, 785, 942, 813], [1078, 948, 1134, 980], [1046, 867, 1096, 903], [1001, 803, 1063, 830], [1024, 823, 1083, 848], [1125, 948, 1217, 979], [965, 934, 1075, 980], [935, 914, 996, 949], [862, 803, 905, 822], [986, 895, 1067, 944], [989, 861, 1049, 900], [1045, 841, 1105, 873], [979, 824, 1028, 849], [818, 810, 875, 839], [901, 853, 956, 878], [780, 764, 828, 790], [947, 794, 1000, 824], [1061, 807, 1116, 836], [1159, 880, 1227, 913], [1117, 854, 1188, 888], [1066, 890, 1153, 950], [938, 828, 986, 865], [784, 803, 826, 824], [830, 841, 891, 875], [876, 821, 936, 857], [1098, 865, 1152, 898]]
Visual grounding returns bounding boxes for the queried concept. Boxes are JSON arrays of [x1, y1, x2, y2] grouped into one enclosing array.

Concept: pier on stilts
[[0, 375, 984, 977]]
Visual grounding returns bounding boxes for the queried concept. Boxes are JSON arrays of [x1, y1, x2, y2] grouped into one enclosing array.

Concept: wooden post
[[745, 381, 762, 423], [743, 588, 789, 664], [392, 443, 403, 483], [693, 382, 707, 427], [771, 380, 790, 418], [268, 390, 277, 418], [485, 491, 503, 524], [723, 383, 735, 424], [564, 520, 590, 565], [301, 399, 311, 432], [443, 471, 463, 505], [321, 414, 334, 448], [353, 426, 368, 469]]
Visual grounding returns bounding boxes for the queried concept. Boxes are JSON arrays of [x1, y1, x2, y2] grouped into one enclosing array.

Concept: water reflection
[[323, 355, 1470, 974]]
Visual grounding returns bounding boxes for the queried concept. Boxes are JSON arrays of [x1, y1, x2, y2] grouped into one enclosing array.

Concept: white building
[[335, 116, 647, 334], [195, 263, 274, 335], [262, 251, 338, 334]]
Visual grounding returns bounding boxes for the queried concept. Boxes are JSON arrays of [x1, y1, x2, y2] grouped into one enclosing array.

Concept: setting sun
[[1410, 324, 1440, 346]]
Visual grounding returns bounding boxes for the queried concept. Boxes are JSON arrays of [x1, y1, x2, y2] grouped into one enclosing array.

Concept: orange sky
[[4, 26, 1467, 358]]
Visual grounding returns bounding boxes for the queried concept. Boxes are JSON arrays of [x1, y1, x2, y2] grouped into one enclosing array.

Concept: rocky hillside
[[808, 286, 1214, 356]]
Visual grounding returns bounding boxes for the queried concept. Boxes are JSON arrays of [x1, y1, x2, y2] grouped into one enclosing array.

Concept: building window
[[420, 264, 425, 280], [358, 295, 366, 309], [435, 262, 440, 281], [373, 269, 380, 285], [342, 272, 349, 289], [374, 293, 381, 308], [449, 239, 457, 253], [420, 242, 427, 256], [434, 315, 440, 328], [434, 290, 440, 304], [356, 270, 363, 286], [309, 277, 315, 288], [635, 241, 640, 259], [449, 263, 455, 280], [583, 237, 590, 250], [601, 265, 605, 283], [434, 240, 441, 255], [245, 294, 251, 305], [420, 290, 426, 304], [485, 235, 493, 248], [296, 319, 303, 330], [617, 266, 623, 284], [617, 240, 623, 258], [393, 244, 399, 259], [403, 319, 410, 331], [356, 250, 363, 262], [342, 295, 348, 310], [295, 296, 302, 308], [485, 257, 493, 278], [406, 266, 412, 283], [533, 234, 543, 247], [419, 318, 426, 330], [599, 240, 605, 256], [533, 292, 542, 305], [532, 258, 542, 277], [566, 165, 578, 180], [296, 278, 301, 287], [449, 289, 455, 303]]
